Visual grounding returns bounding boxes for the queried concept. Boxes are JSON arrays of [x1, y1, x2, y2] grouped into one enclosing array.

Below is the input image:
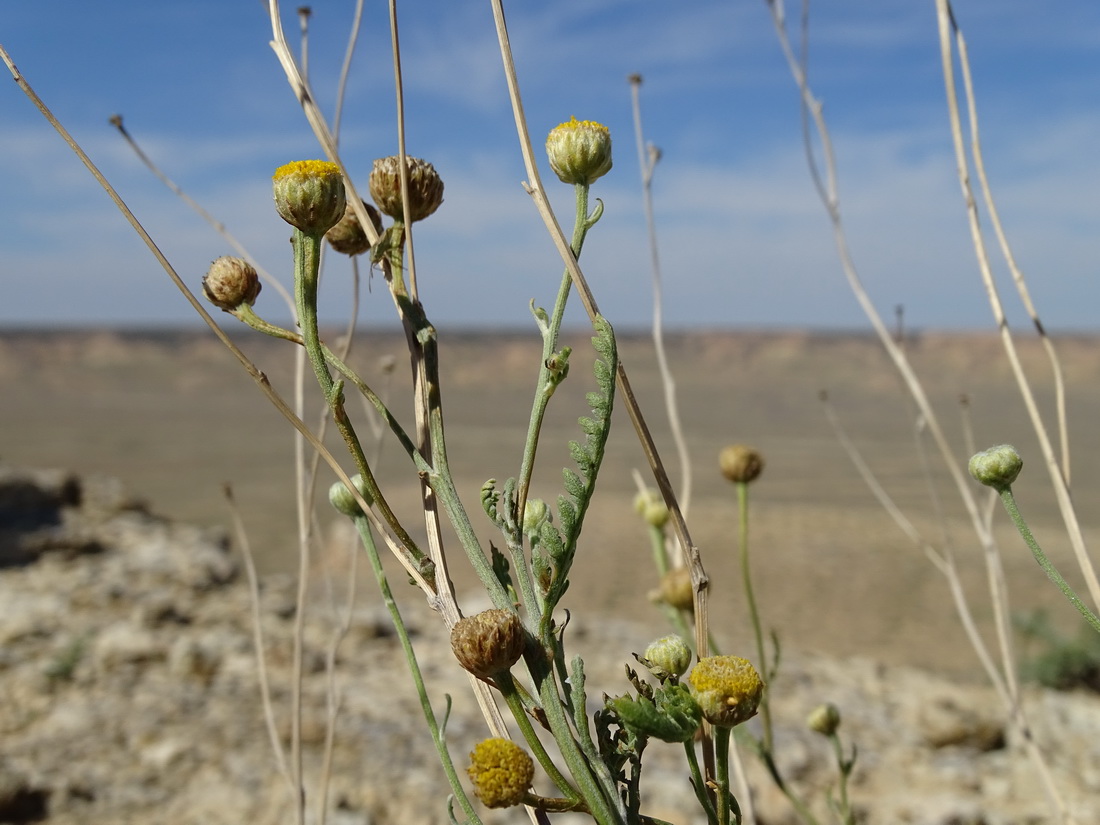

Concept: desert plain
[[2, 325, 1098, 680]]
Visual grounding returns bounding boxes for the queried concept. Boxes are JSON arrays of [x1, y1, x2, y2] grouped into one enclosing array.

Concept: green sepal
[[609, 683, 702, 744]]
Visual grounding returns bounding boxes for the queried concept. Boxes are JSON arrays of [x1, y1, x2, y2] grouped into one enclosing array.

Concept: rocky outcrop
[[1, 466, 1098, 824]]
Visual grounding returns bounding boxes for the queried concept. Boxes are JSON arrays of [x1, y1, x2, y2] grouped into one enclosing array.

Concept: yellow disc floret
[[272, 160, 346, 235], [687, 655, 764, 728], [467, 738, 534, 808], [545, 117, 612, 185]]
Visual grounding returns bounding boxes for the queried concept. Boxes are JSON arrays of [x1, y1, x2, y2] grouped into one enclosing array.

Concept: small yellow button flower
[[687, 655, 764, 728], [546, 117, 612, 185], [467, 738, 534, 808]]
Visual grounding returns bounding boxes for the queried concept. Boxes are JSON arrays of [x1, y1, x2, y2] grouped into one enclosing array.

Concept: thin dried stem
[[628, 74, 693, 525], [222, 484, 296, 803], [486, 0, 709, 658], [267, 0, 379, 248], [387, 0, 420, 298], [936, 0, 1098, 610], [333, 0, 366, 142], [764, 4, 1076, 820], [487, 0, 711, 809], [382, 0, 520, 779], [766, 0, 1018, 699], [108, 115, 295, 315]]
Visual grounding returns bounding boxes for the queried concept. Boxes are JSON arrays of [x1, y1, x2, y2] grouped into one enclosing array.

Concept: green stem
[[829, 733, 855, 825], [352, 514, 482, 825], [736, 482, 773, 751], [289, 229, 434, 581], [648, 523, 671, 575], [497, 673, 581, 802], [714, 726, 734, 825], [683, 741, 719, 824], [748, 740, 821, 825], [998, 487, 1100, 634], [514, 182, 596, 561], [525, 646, 623, 825], [384, 231, 513, 612]]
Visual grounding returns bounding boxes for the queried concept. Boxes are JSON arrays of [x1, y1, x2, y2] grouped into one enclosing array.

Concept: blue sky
[[3, 1, 1099, 332]]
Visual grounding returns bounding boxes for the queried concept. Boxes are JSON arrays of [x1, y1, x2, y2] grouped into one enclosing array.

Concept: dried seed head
[[368, 155, 444, 222], [656, 568, 694, 612], [687, 655, 764, 728], [325, 199, 383, 256], [467, 738, 534, 809], [545, 117, 613, 185], [450, 609, 526, 678], [719, 444, 765, 484], [968, 444, 1023, 490], [202, 256, 262, 312]]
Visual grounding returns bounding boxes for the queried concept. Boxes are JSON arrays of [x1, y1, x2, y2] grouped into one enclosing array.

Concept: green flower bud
[[450, 609, 526, 678], [325, 198, 383, 256], [327, 474, 374, 517], [368, 155, 444, 223], [467, 738, 534, 809], [719, 444, 765, 484], [687, 655, 764, 728], [522, 498, 550, 537], [633, 488, 669, 529], [545, 117, 613, 185], [807, 702, 841, 736], [272, 160, 347, 235], [643, 635, 692, 679], [968, 444, 1023, 489], [202, 256, 261, 311]]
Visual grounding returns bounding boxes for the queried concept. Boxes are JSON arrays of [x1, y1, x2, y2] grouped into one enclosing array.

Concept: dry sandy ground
[[2, 327, 1099, 678]]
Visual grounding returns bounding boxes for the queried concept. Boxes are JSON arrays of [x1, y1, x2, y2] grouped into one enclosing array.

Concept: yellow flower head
[[546, 117, 612, 185], [272, 160, 346, 235], [687, 655, 764, 728], [467, 738, 534, 808]]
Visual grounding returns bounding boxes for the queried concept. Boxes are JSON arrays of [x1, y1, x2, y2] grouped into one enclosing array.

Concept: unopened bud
[[327, 474, 374, 517], [807, 702, 841, 736], [633, 489, 669, 528], [643, 635, 692, 679], [546, 117, 613, 185], [522, 498, 550, 537], [968, 444, 1023, 489]]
